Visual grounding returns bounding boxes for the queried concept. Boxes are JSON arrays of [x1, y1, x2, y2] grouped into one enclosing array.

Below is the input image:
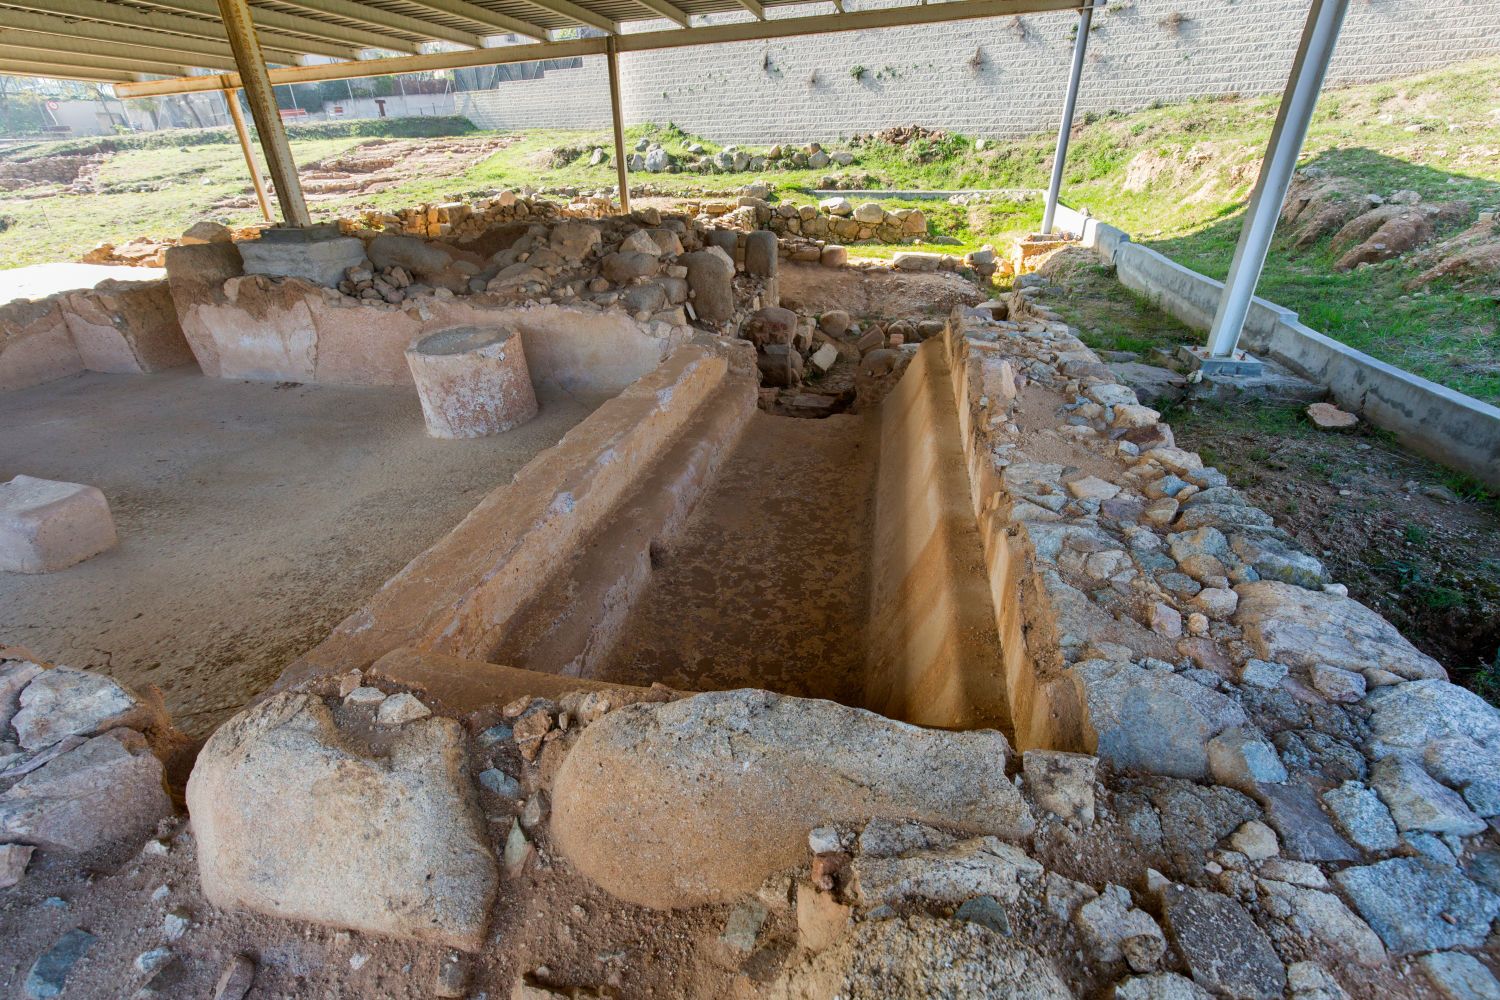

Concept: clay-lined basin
[[486, 338, 1012, 735], [283, 327, 1010, 735]]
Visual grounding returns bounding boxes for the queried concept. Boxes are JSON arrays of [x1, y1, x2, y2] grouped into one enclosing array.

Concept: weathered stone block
[[0, 475, 117, 574], [189, 692, 498, 949], [0, 297, 79, 391], [0, 728, 171, 853], [744, 230, 778, 278], [238, 234, 368, 287], [1333, 857, 1500, 954], [58, 280, 194, 375], [1069, 659, 1246, 780]]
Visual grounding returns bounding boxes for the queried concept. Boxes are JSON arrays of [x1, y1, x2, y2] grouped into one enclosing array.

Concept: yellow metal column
[[223, 87, 273, 222], [216, 0, 310, 226], [606, 37, 630, 215]]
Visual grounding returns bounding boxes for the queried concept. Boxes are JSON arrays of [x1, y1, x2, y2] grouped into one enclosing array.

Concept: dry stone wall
[[464, 0, 1500, 143], [939, 288, 1500, 924]]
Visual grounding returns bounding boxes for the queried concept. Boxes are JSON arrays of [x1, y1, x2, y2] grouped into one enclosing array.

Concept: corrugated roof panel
[[254, 0, 431, 45]]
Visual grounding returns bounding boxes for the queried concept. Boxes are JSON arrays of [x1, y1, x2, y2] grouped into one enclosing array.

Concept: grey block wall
[[463, 0, 1500, 143]]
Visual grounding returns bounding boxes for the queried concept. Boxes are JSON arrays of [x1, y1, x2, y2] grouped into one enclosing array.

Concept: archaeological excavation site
[[3, 0, 1500, 998]]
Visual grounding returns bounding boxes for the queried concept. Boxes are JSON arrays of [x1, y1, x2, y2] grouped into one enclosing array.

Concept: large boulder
[[1234, 581, 1445, 681], [188, 692, 498, 949], [551, 690, 1033, 908], [767, 916, 1070, 1000], [548, 221, 602, 262], [366, 234, 467, 292]]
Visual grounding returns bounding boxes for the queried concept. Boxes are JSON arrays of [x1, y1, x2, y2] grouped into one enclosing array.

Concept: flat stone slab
[[1158, 884, 1286, 1000], [1332, 857, 1500, 954], [238, 234, 368, 288], [0, 475, 117, 574]]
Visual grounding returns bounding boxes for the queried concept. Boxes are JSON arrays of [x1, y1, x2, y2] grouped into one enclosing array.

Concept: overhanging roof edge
[[113, 0, 1091, 96]]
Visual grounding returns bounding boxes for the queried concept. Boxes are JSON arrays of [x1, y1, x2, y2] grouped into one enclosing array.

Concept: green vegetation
[[1, 57, 1496, 400], [0, 115, 478, 159]]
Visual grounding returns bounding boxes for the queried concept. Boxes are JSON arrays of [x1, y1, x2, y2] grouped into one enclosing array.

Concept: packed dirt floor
[[0, 369, 607, 737], [598, 411, 878, 701]]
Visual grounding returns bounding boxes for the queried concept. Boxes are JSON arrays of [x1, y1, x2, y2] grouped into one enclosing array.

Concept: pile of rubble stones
[[315, 210, 771, 335], [621, 139, 858, 175], [1, 648, 179, 880]]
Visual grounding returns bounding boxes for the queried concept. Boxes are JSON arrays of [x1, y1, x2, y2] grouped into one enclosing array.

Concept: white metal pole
[[1040, 1, 1093, 235], [1206, 0, 1350, 358]]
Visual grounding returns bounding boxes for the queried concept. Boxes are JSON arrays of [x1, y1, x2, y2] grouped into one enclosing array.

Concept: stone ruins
[[1, 192, 1497, 1000]]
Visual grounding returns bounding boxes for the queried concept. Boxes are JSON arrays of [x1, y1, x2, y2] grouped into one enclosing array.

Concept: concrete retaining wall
[[463, 0, 1500, 143], [1054, 204, 1500, 490]]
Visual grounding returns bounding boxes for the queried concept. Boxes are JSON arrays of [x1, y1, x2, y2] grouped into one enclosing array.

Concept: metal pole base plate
[[1177, 344, 1266, 377]]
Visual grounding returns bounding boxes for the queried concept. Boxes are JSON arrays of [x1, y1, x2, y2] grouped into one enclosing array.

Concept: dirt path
[[0, 369, 604, 736]]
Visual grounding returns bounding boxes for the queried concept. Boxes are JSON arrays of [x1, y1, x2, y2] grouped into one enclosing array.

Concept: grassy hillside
[[1, 57, 1494, 399]]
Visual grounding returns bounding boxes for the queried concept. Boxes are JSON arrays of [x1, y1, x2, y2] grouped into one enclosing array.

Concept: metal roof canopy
[[0, 0, 1086, 87]]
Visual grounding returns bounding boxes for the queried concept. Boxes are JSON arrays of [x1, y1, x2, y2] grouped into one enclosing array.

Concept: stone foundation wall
[[0, 280, 193, 392], [171, 271, 690, 391], [864, 339, 1011, 732], [278, 337, 758, 688], [935, 293, 1500, 897]]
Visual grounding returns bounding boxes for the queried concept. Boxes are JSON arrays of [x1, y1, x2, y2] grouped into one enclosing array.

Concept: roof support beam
[[605, 36, 628, 212], [0, 28, 206, 71], [223, 87, 273, 222], [217, 0, 309, 226], [0, 0, 357, 59], [142, 0, 423, 54], [0, 42, 187, 75], [0, 8, 263, 68], [1041, 0, 1094, 234], [406, 0, 547, 41], [269, 0, 486, 48], [116, 0, 1090, 96], [515, 0, 615, 34], [0, 58, 135, 81], [1205, 0, 1350, 359], [629, 0, 689, 28], [732, 0, 765, 20]]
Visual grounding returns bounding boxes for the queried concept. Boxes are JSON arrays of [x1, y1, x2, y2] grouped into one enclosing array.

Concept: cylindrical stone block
[[405, 325, 538, 439]]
